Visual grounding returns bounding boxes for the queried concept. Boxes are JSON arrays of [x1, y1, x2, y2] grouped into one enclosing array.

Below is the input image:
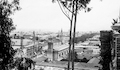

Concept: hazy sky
[[12, 0, 120, 32]]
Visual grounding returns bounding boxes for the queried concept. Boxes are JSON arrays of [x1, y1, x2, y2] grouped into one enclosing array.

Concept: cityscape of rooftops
[[0, 0, 120, 70]]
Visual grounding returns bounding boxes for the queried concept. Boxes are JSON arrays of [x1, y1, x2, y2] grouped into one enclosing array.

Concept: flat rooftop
[[43, 43, 99, 51]]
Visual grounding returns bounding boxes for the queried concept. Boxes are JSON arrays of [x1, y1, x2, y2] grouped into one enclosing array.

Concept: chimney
[[47, 41, 55, 61], [48, 42, 53, 51]]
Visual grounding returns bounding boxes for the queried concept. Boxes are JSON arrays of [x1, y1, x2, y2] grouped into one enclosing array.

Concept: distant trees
[[74, 32, 99, 43], [0, 0, 20, 69]]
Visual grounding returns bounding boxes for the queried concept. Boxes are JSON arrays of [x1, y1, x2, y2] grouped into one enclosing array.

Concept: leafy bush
[[12, 57, 36, 70]]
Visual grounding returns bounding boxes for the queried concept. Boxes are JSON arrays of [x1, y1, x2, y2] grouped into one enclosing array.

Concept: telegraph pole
[[33, 31, 36, 46], [20, 36, 23, 49], [20, 34, 23, 57], [33, 31, 36, 56]]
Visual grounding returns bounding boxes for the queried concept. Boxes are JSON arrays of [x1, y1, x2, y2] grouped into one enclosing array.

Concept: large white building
[[12, 39, 43, 58], [43, 41, 100, 61]]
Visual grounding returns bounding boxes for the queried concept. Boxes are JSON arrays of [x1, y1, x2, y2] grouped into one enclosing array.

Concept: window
[[58, 53, 61, 57], [61, 52, 64, 56]]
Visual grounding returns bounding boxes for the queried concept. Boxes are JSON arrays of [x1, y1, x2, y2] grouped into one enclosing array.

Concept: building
[[43, 41, 100, 61], [11, 39, 33, 49], [43, 42, 69, 61], [11, 38, 47, 58], [35, 61, 101, 70]]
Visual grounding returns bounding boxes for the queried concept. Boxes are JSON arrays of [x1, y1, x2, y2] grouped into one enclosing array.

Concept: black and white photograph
[[0, 0, 120, 70]]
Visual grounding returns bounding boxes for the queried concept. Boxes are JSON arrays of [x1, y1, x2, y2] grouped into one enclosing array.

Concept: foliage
[[52, 0, 91, 13], [73, 32, 99, 43], [12, 57, 35, 70], [112, 18, 118, 25], [0, 0, 20, 70]]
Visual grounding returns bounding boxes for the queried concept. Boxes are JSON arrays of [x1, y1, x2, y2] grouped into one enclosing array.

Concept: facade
[[44, 41, 100, 61], [44, 42, 69, 61], [11, 39, 33, 49], [35, 61, 100, 70], [25, 42, 43, 58], [14, 40, 43, 58]]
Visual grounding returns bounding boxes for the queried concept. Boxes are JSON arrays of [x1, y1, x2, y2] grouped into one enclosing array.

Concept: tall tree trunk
[[72, 0, 78, 70], [67, 1, 74, 69]]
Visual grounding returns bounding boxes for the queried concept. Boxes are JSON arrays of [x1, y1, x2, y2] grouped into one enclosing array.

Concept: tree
[[0, 0, 20, 70], [74, 32, 99, 43], [13, 57, 35, 70], [52, 0, 93, 70]]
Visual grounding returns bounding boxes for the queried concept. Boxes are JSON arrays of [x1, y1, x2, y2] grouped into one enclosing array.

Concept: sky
[[12, 0, 120, 32]]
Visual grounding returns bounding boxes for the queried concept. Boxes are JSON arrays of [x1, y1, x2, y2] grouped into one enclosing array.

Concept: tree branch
[[57, 0, 71, 21]]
